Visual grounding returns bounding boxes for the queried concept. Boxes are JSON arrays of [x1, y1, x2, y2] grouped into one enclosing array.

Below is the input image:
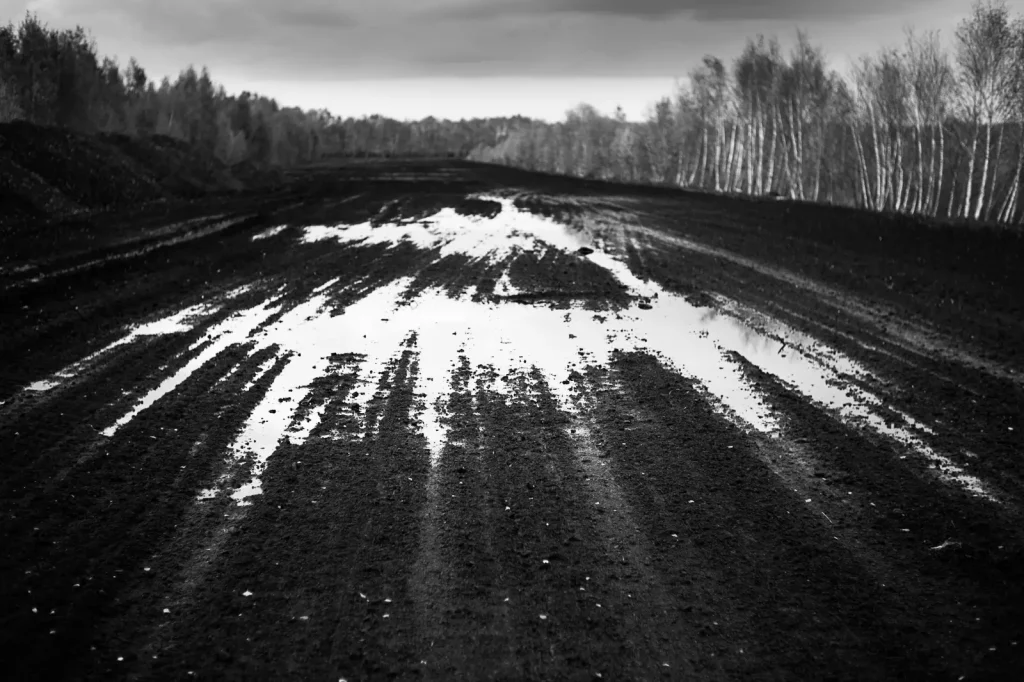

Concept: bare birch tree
[[954, 0, 1017, 219]]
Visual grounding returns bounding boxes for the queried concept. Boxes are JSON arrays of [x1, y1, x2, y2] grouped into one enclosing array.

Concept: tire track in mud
[[0, 339, 277, 681], [465, 370, 615, 679], [411, 354, 520, 679], [585, 195, 1024, 388], [615, 226, 1024, 500], [108, 350, 352, 680], [731, 354, 1024, 678], [586, 351, 934, 680], [414, 360, 697, 680], [0, 209, 416, 402], [564, 415, 706, 679], [121, 347, 430, 681], [5, 162, 1023, 680], [0, 332, 209, 501]]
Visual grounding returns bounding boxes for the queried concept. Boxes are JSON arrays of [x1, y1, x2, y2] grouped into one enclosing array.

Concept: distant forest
[[2, 1, 1023, 225], [472, 1, 1024, 225], [0, 12, 522, 166]]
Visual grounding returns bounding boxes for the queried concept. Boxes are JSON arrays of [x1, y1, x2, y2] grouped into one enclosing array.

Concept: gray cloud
[[4, 0, 966, 85], [424, 0, 933, 23], [8, 1, 356, 45]]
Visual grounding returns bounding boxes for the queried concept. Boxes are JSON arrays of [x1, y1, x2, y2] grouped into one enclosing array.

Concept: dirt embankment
[[0, 121, 287, 234]]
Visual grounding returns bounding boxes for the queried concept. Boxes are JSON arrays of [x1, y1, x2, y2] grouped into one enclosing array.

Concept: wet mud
[[1, 159, 1022, 680]]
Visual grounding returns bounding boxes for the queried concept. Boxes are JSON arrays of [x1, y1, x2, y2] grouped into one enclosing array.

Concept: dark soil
[[1, 157, 1022, 681]]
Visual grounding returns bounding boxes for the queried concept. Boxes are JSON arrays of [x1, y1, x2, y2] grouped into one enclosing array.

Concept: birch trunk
[[983, 123, 1004, 221], [934, 123, 946, 217], [893, 126, 904, 211], [974, 120, 993, 220], [921, 116, 929, 212], [998, 129, 1023, 223], [713, 123, 723, 191], [852, 123, 870, 207], [812, 119, 824, 202], [925, 123, 937, 214], [789, 99, 804, 200], [963, 122, 980, 218], [947, 162, 960, 218], [749, 111, 757, 191], [725, 124, 738, 191], [756, 112, 766, 194], [867, 100, 883, 209]]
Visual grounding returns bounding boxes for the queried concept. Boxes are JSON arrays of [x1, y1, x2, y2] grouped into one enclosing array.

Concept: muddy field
[[1, 160, 1022, 681]]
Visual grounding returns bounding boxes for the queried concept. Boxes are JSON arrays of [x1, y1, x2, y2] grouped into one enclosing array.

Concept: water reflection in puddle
[[83, 196, 996, 505], [102, 301, 281, 437], [12, 303, 221, 398], [294, 196, 993, 501]]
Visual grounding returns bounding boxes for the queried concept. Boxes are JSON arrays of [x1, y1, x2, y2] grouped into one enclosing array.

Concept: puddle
[[301, 196, 596, 265], [313, 276, 342, 294], [637, 224, 1023, 387], [14, 303, 221, 397], [86, 197, 996, 506], [27, 380, 59, 392], [101, 301, 281, 437], [252, 225, 289, 241], [225, 279, 419, 504], [290, 197, 996, 501], [225, 284, 254, 299]]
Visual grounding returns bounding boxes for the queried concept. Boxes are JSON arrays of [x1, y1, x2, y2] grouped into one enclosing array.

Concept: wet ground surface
[[1, 160, 1023, 681]]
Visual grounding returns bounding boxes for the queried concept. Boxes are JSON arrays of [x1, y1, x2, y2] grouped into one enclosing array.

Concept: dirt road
[[1, 160, 1022, 680]]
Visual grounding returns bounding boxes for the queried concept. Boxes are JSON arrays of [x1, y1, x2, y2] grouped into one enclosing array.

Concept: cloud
[[5, 1, 357, 44], [4, 0, 965, 86], [424, 0, 934, 23]]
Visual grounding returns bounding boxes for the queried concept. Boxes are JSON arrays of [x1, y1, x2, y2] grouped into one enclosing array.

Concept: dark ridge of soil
[[0, 331, 235, 503], [506, 250, 632, 308], [0, 121, 168, 210], [84, 345, 295, 676], [725, 350, 1024, 678], [454, 197, 503, 219], [511, 193, 584, 224], [621, 238, 718, 306], [369, 192, 471, 227], [589, 351, 971, 679], [0, 121, 287, 233], [0, 212, 253, 286], [96, 131, 246, 198], [122, 348, 430, 681], [0, 154, 83, 219], [0, 340, 285, 682], [620, 228, 1023, 493], [635, 200, 1024, 371], [403, 253, 493, 300], [418, 362, 695, 680]]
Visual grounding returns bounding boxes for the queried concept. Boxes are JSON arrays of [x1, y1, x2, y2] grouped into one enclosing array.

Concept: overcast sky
[[5, 0, 1022, 121]]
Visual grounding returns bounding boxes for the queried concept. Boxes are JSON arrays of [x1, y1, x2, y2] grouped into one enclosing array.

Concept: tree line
[[4, 4, 1023, 225], [0, 12, 520, 168], [469, 1, 1024, 225]]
